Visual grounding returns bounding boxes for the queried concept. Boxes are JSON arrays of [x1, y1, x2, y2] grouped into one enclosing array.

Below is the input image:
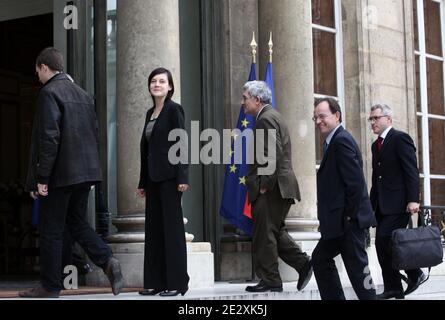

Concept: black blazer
[[138, 99, 189, 188], [25, 73, 101, 191], [317, 126, 376, 239], [370, 128, 420, 215]]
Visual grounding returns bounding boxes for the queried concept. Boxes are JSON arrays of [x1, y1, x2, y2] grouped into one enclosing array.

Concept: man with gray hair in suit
[[243, 81, 312, 293], [369, 103, 426, 299]]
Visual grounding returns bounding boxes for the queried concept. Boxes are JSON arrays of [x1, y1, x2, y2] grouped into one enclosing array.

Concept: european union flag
[[219, 63, 257, 235], [264, 61, 276, 108]]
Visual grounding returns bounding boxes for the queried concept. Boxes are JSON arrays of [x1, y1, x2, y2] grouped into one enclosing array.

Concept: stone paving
[[4, 275, 445, 300]]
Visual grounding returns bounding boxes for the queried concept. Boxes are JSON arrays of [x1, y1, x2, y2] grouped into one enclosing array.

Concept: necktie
[[323, 141, 328, 155], [376, 136, 383, 152]]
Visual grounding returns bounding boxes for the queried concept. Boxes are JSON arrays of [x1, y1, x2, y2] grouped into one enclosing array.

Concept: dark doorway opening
[[0, 13, 53, 280]]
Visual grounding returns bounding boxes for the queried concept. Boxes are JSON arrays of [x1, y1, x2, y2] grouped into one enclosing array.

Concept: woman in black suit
[[137, 67, 189, 297]]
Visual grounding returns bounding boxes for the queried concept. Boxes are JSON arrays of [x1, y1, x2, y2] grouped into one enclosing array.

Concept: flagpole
[[265, 31, 276, 107], [250, 32, 257, 63], [248, 31, 258, 282]]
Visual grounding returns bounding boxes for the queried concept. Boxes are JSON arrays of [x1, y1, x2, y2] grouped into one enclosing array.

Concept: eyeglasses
[[312, 114, 332, 122], [242, 95, 253, 102], [367, 115, 388, 122]]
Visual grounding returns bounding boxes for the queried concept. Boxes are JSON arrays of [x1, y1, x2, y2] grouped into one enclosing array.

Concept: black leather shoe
[[404, 271, 427, 296], [139, 288, 164, 296], [245, 281, 283, 293], [297, 258, 313, 291], [104, 257, 124, 295], [18, 285, 60, 298], [159, 288, 188, 297], [376, 290, 404, 300]]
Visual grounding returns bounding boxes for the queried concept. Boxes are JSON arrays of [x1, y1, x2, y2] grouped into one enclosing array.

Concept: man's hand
[[29, 191, 39, 200], [260, 188, 268, 194], [37, 184, 48, 197], [177, 184, 189, 193], [406, 202, 420, 215], [137, 189, 146, 198]]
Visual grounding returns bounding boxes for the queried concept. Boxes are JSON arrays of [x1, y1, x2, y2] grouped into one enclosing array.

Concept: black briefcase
[[392, 214, 443, 270]]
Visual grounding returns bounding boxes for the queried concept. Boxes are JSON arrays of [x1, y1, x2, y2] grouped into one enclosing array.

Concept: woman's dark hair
[[147, 67, 174, 105], [36, 47, 64, 72], [314, 97, 342, 123]]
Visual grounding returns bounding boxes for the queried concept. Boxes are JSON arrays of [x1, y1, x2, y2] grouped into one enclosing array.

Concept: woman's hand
[[137, 189, 146, 198], [177, 184, 189, 192]]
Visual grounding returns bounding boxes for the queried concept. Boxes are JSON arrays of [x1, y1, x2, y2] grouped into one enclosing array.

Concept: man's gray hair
[[371, 103, 393, 117], [243, 81, 272, 105]]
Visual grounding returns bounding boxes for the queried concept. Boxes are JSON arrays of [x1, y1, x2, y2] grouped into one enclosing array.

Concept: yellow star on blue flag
[[220, 62, 257, 236]]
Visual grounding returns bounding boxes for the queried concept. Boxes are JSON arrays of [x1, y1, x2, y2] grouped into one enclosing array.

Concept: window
[[414, 0, 445, 222], [312, 0, 345, 165], [106, 0, 117, 215]]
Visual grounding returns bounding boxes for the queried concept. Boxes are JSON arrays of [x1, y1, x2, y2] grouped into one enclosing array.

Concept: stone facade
[[3, 0, 443, 285], [103, 0, 429, 283]]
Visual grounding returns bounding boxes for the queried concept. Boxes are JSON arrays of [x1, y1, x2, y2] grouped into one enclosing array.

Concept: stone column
[[339, 0, 417, 286], [116, 0, 181, 218], [258, 0, 320, 280], [111, 0, 181, 288], [352, 0, 417, 180], [87, 0, 213, 288]]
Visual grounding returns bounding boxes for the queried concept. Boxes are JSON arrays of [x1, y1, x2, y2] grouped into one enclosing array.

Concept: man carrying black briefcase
[[392, 212, 443, 278], [369, 103, 427, 299]]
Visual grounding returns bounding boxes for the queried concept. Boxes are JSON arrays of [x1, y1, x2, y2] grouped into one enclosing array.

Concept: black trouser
[[312, 222, 376, 300], [62, 230, 88, 274], [39, 183, 112, 291], [143, 178, 189, 290], [251, 186, 309, 286], [375, 212, 422, 293]]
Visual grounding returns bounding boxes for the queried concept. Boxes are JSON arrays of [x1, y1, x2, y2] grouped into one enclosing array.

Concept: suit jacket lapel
[[151, 100, 170, 135], [377, 127, 394, 159], [371, 140, 377, 158], [319, 126, 344, 172], [143, 107, 155, 134], [146, 108, 155, 122]]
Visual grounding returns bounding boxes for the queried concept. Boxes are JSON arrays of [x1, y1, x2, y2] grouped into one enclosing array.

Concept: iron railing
[[419, 205, 445, 244]]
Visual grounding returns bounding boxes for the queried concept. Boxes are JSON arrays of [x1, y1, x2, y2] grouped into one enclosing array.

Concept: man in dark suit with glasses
[[369, 103, 426, 300]]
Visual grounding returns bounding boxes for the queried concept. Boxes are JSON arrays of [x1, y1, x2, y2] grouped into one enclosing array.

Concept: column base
[[278, 239, 319, 282], [220, 239, 253, 281], [187, 242, 214, 288], [279, 218, 321, 282], [85, 242, 144, 288], [85, 242, 214, 289]]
